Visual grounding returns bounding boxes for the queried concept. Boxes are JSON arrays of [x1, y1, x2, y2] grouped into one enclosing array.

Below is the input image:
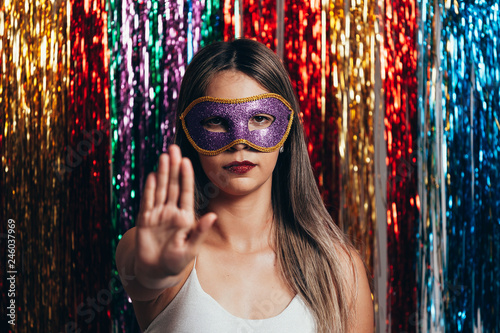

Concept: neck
[[206, 185, 274, 254]]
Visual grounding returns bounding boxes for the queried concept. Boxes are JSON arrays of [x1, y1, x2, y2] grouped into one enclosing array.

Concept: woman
[[116, 39, 374, 332]]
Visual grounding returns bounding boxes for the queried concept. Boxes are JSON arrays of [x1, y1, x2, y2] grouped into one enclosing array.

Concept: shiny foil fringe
[[1, 0, 499, 332], [200, 0, 224, 48], [108, 0, 189, 329], [417, 0, 500, 331], [283, 0, 379, 325], [67, 0, 112, 330], [242, 0, 277, 51], [0, 0, 111, 331], [381, 0, 420, 330], [328, 0, 377, 287], [283, 0, 327, 192]]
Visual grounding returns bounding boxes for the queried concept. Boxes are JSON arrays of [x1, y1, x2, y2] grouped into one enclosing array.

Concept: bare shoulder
[[335, 244, 374, 332]]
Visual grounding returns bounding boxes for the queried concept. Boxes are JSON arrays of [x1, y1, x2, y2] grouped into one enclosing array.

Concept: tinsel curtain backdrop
[[0, 0, 498, 332]]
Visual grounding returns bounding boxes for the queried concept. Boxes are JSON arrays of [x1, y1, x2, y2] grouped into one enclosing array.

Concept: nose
[[229, 143, 249, 151]]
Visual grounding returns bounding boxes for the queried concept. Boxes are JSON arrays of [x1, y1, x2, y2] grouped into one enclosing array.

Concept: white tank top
[[144, 259, 316, 333]]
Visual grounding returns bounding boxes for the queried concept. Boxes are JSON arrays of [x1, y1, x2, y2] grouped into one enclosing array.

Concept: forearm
[[115, 227, 183, 302]]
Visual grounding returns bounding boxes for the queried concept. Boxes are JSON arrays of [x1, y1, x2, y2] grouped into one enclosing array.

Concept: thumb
[[187, 212, 217, 246]]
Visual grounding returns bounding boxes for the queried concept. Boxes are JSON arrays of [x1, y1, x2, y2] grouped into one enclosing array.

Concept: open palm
[[134, 145, 216, 284]]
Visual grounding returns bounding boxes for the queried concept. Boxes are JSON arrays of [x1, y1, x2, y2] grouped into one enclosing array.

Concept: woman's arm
[[115, 226, 189, 301], [350, 253, 375, 332], [115, 227, 196, 330], [115, 145, 216, 327]]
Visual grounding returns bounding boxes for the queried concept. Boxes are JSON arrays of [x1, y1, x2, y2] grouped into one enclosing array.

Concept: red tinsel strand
[[382, 0, 419, 329], [284, 0, 326, 192], [241, 0, 277, 50], [223, 0, 235, 41], [68, 0, 112, 330]]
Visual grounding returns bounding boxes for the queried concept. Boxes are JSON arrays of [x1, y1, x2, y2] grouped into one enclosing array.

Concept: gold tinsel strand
[[329, 1, 379, 324], [1, 0, 71, 330], [329, 0, 377, 273]]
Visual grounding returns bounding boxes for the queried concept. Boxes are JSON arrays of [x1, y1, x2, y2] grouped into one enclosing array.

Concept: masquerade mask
[[180, 93, 294, 155]]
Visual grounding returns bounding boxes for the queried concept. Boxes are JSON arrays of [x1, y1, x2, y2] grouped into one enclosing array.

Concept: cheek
[[258, 151, 280, 177], [198, 156, 217, 179], [268, 151, 280, 167], [198, 156, 230, 187]]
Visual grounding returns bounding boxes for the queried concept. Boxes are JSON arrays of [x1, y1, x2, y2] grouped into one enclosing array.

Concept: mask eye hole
[[249, 114, 275, 131], [201, 116, 228, 132]]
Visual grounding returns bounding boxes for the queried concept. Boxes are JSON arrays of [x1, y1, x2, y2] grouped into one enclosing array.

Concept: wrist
[[133, 256, 181, 290]]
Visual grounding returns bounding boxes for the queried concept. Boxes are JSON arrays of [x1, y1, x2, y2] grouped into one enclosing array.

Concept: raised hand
[[134, 145, 217, 289]]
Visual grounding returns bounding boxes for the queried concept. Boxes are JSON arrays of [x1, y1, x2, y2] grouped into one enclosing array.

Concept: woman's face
[[197, 70, 281, 196]]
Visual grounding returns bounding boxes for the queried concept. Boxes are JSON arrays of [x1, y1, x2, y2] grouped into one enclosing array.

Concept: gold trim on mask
[[180, 93, 294, 156]]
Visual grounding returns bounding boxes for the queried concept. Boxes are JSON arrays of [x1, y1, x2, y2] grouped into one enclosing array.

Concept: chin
[[219, 183, 260, 197], [217, 177, 270, 197]]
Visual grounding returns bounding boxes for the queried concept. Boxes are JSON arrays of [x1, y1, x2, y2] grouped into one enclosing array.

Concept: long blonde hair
[[174, 39, 358, 332]]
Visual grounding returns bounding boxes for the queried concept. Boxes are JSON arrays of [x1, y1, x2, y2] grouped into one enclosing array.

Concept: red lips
[[223, 160, 256, 174]]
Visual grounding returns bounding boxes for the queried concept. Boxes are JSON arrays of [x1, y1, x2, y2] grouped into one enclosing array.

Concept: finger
[[141, 172, 157, 212], [167, 145, 182, 206], [155, 153, 170, 206], [138, 173, 156, 226], [187, 212, 217, 247], [179, 158, 195, 210]]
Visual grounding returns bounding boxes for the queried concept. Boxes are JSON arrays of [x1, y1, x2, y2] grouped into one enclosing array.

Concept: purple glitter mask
[[180, 93, 294, 155]]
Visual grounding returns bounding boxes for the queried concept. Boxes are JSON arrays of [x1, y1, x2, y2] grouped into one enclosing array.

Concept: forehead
[[205, 70, 269, 99]]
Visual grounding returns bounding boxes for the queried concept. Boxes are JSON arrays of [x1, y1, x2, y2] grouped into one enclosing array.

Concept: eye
[[205, 117, 223, 125], [253, 115, 270, 123], [201, 116, 228, 132], [249, 114, 274, 131]]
